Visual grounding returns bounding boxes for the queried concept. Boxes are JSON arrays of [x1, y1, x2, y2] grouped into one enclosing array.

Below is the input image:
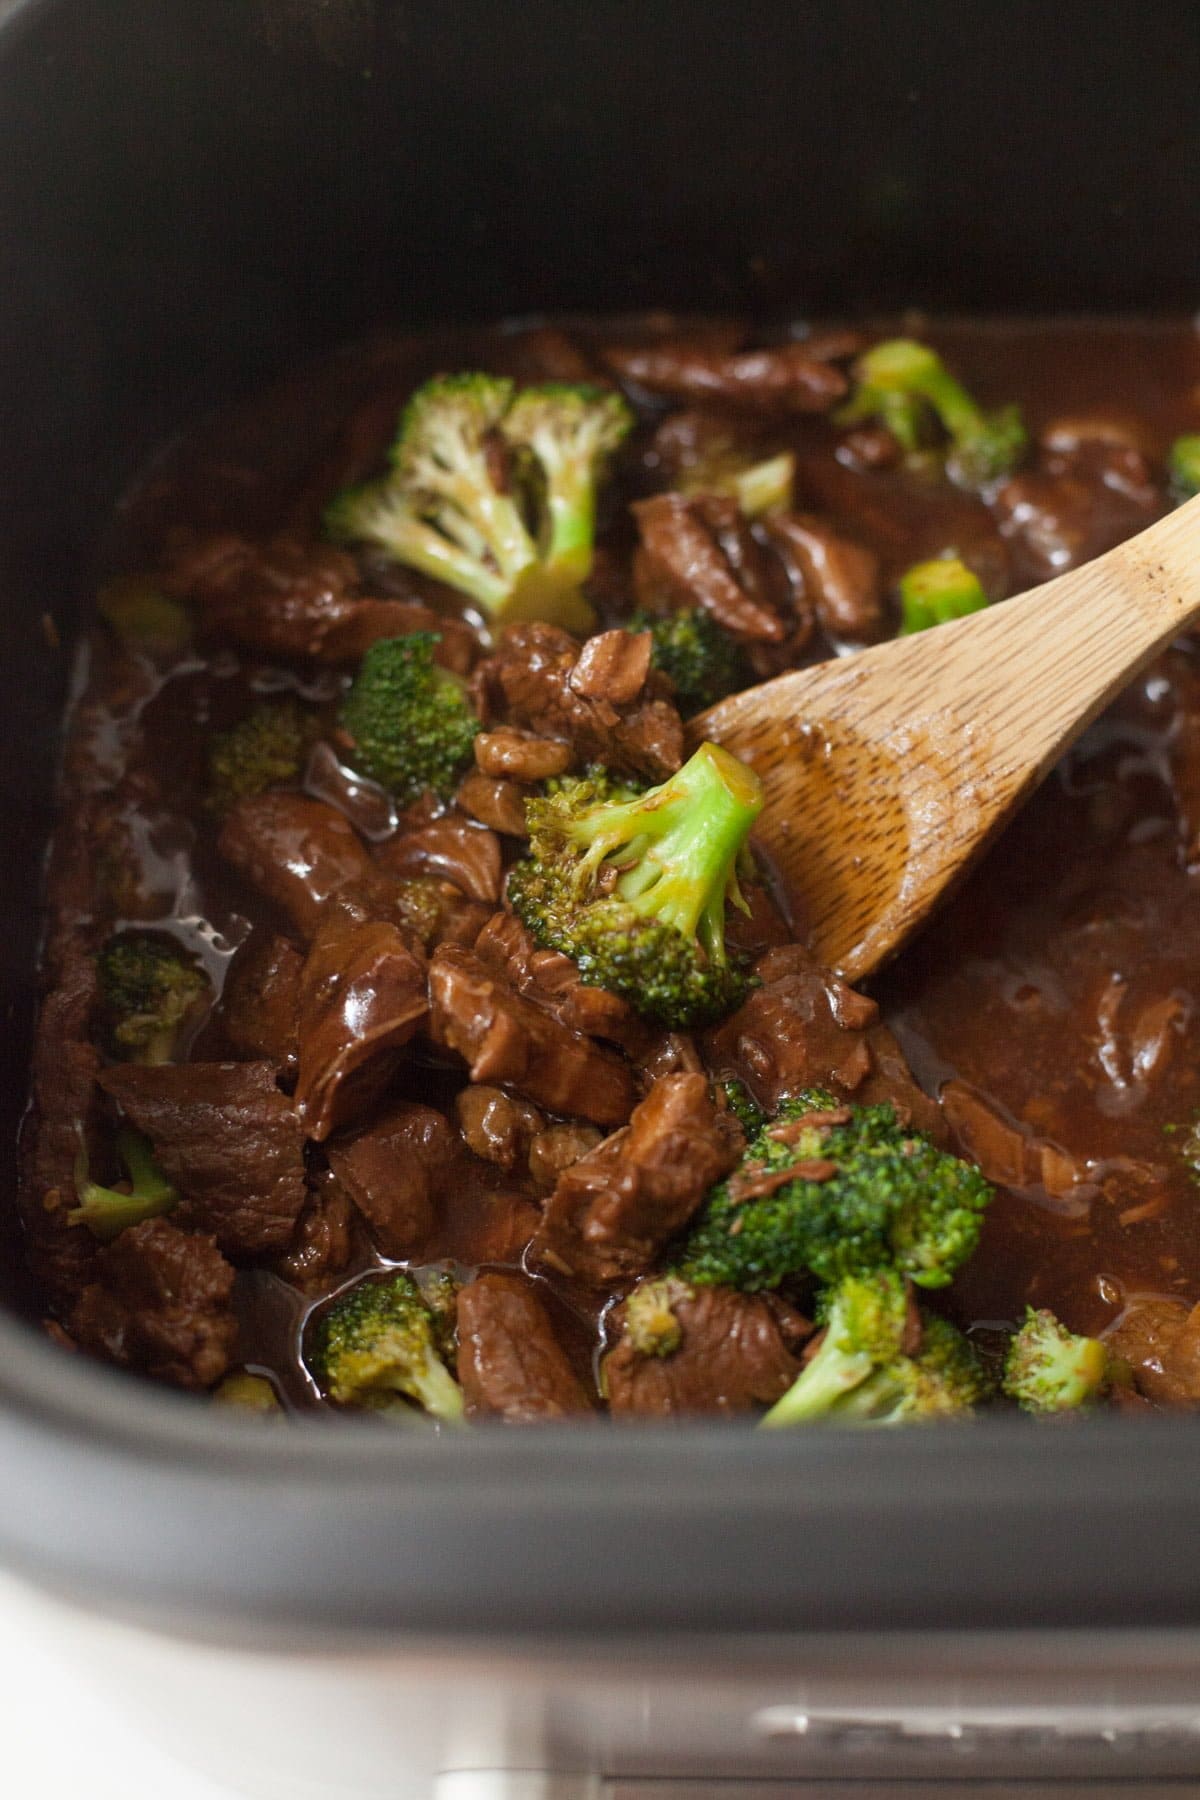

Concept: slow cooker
[[5, 3, 1200, 1794]]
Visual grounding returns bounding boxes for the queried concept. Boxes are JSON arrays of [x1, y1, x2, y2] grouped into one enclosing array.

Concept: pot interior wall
[[0, 0, 1198, 1317]]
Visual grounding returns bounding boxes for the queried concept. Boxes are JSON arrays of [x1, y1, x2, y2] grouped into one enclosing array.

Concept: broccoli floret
[[96, 933, 210, 1065], [1169, 434, 1200, 503], [339, 632, 479, 805], [628, 607, 751, 713], [206, 696, 317, 815], [97, 574, 192, 658], [679, 447, 796, 518], [675, 1088, 992, 1293], [1002, 1306, 1111, 1414], [309, 1271, 465, 1424], [69, 1127, 178, 1242], [508, 740, 763, 1029], [838, 339, 1026, 489], [325, 374, 633, 633], [719, 1078, 767, 1140], [898, 556, 989, 635], [213, 1371, 283, 1413], [761, 1270, 987, 1427], [622, 1275, 695, 1358]]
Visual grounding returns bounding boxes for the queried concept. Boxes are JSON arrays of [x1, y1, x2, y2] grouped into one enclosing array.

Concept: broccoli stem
[[70, 1128, 178, 1241], [1169, 434, 1200, 502], [898, 556, 988, 634]]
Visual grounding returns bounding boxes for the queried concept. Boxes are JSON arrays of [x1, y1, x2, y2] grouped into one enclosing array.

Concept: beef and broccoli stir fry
[[20, 313, 1200, 1425]]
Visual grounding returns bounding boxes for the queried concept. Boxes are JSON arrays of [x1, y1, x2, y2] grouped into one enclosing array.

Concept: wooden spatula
[[698, 498, 1200, 982]]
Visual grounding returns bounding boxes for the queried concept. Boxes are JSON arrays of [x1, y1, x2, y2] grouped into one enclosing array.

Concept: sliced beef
[[604, 341, 849, 415], [326, 1102, 455, 1257], [68, 1218, 237, 1390], [374, 815, 503, 905], [568, 628, 653, 703], [272, 1176, 356, 1291], [99, 1061, 307, 1256], [632, 492, 789, 643], [165, 532, 476, 670], [604, 1283, 805, 1417], [764, 512, 885, 643], [428, 944, 636, 1126], [454, 1085, 544, 1171], [527, 1122, 605, 1189], [294, 897, 428, 1142], [472, 911, 649, 1054], [942, 1081, 1090, 1199], [218, 792, 372, 940], [219, 931, 303, 1073], [472, 622, 685, 782], [1108, 1298, 1200, 1407], [456, 1273, 592, 1421], [530, 1073, 742, 1286], [992, 441, 1163, 587], [474, 726, 572, 782], [455, 768, 533, 837], [336, 870, 490, 954]]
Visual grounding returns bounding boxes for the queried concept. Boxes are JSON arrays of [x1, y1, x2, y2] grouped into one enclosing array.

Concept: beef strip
[[473, 726, 572, 782], [294, 896, 429, 1142], [428, 944, 636, 1126], [632, 492, 790, 643], [69, 1218, 237, 1390], [99, 1061, 308, 1256], [218, 931, 303, 1073], [604, 1283, 806, 1417], [456, 1273, 592, 1421], [374, 815, 503, 905], [942, 1080, 1091, 1199], [454, 1085, 544, 1171], [604, 341, 850, 415], [530, 1073, 743, 1286], [764, 512, 885, 643], [472, 911, 650, 1054], [455, 768, 533, 837], [165, 532, 476, 670], [1108, 1298, 1200, 1406], [472, 622, 685, 781], [272, 1175, 356, 1292], [218, 792, 373, 940], [992, 441, 1163, 587], [326, 1101, 456, 1257]]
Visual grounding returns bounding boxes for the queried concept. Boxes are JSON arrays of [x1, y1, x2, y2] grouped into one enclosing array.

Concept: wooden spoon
[[697, 498, 1200, 982]]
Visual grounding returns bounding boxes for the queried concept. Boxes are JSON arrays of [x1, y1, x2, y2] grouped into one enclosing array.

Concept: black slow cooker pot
[[5, 3, 1200, 1791]]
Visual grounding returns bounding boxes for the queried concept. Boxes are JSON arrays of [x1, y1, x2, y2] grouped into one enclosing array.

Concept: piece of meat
[[992, 442, 1163, 587], [530, 1073, 743, 1286], [333, 870, 489, 954], [68, 1218, 237, 1390], [472, 622, 685, 782], [568, 628, 653, 704], [635, 1031, 704, 1085], [100, 1061, 307, 1256], [1108, 1298, 1200, 1407], [218, 931, 303, 1073], [702, 944, 877, 1112], [473, 726, 572, 782], [165, 531, 476, 669], [604, 1284, 805, 1417], [632, 492, 789, 643], [374, 815, 503, 905], [454, 1085, 544, 1170], [272, 1175, 356, 1291], [764, 512, 885, 643], [294, 897, 429, 1142], [942, 1081, 1090, 1198], [428, 944, 636, 1127], [302, 739, 400, 842], [456, 1273, 592, 1421], [455, 768, 532, 837], [527, 1122, 605, 1189], [604, 341, 849, 415], [326, 1102, 456, 1257], [218, 792, 372, 940], [472, 912, 651, 1055]]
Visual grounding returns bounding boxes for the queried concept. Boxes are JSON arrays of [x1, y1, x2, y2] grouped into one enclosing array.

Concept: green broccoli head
[[508, 740, 763, 1029], [324, 374, 633, 633], [339, 632, 479, 805], [676, 446, 796, 518], [838, 338, 1027, 489], [70, 1127, 178, 1242], [213, 1371, 283, 1413], [1169, 434, 1200, 503], [761, 1269, 988, 1427], [96, 933, 210, 1065], [1002, 1306, 1111, 1414], [628, 607, 751, 714], [898, 556, 989, 635], [309, 1271, 464, 1424], [718, 1078, 767, 1140], [207, 696, 318, 816], [675, 1088, 992, 1293], [622, 1274, 696, 1358]]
